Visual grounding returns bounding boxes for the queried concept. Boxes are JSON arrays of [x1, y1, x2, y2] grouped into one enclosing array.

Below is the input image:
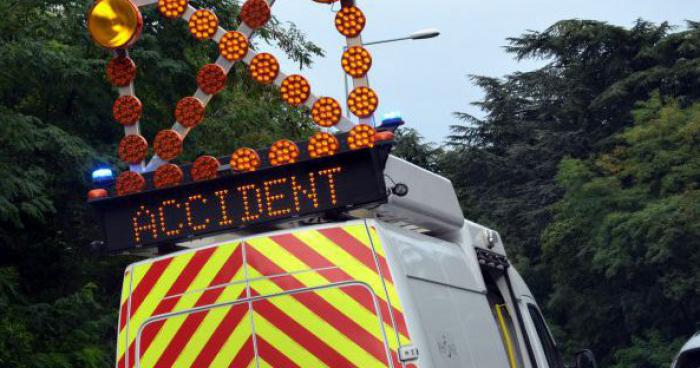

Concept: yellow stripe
[[496, 304, 518, 368], [248, 268, 387, 368], [295, 230, 403, 312], [139, 245, 239, 367], [120, 270, 132, 305], [118, 253, 194, 358], [250, 237, 397, 342], [116, 269, 133, 362], [344, 223, 386, 258], [130, 262, 152, 294], [254, 312, 328, 368], [364, 225, 413, 348], [209, 305, 254, 368], [172, 282, 248, 367]]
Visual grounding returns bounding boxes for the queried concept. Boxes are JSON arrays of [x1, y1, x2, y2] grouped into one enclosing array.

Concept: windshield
[[677, 349, 700, 368]]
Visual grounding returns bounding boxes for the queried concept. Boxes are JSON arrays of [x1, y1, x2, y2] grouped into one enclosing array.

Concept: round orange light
[[307, 132, 340, 158], [341, 46, 372, 78], [116, 171, 146, 196], [231, 147, 261, 172], [240, 0, 271, 29], [249, 53, 280, 85], [268, 140, 300, 166], [153, 163, 184, 188], [335, 6, 366, 38], [347, 86, 378, 118], [113, 95, 142, 126], [188, 9, 218, 40], [191, 155, 220, 181], [157, 0, 188, 19], [106, 56, 136, 87], [175, 96, 205, 128], [347, 124, 376, 150], [197, 64, 227, 95], [280, 75, 311, 106], [311, 97, 342, 127], [87, 188, 109, 200], [87, 0, 143, 49], [118, 134, 148, 164], [153, 130, 183, 161], [218, 31, 249, 62]]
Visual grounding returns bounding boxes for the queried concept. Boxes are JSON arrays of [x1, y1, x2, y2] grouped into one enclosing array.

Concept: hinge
[[476, 248, 510, 270]]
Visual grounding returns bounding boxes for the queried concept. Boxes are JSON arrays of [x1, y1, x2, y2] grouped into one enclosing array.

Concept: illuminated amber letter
[[132, 205, 158, 244], [264, 178, 292, 217], [158, 199, 184, 237], [291, 174, 319, 211], [185, 194, 211, 231], [214, 190, 233, 226], [237, 184, 264, 222], [317, 167, 342, 205]]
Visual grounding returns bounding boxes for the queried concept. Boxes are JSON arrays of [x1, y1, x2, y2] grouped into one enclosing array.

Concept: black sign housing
[[90, 147, 390, 252]]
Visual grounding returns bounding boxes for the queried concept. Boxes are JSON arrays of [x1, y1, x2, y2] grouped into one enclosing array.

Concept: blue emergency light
[[379, 111, 405, 132], [92, 168, 114, 185]]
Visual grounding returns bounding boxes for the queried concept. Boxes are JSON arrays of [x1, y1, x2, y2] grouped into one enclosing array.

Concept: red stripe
[[120, 258, 173, 331], [191, 297, 250, 367], [228, 336, 255, 368], [247, 247, 390, 364], [117, 247, 218, 368], [151, 248, 246, 367], [318, 227, 395, 283], [256, 336, 301, 368], [391, 350, 403, 368], [271, 233, 410, 338], [253, 297, 356, 368]]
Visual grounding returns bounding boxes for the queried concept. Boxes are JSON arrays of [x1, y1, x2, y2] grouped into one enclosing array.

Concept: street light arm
[[362, 36, 414, 46], [410, 28, 441, 40], [361, 28, 440, 47]]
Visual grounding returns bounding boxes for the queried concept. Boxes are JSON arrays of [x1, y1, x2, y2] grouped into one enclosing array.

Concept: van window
[[677, 349, 700, 368], [527, 304, 564, 368]]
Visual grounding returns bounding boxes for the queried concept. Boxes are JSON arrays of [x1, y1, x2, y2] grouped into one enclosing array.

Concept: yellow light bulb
[[87, 0, 142, 49]]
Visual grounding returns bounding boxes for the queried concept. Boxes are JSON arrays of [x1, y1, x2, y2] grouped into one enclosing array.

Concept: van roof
[[681, 332, 700, 352]]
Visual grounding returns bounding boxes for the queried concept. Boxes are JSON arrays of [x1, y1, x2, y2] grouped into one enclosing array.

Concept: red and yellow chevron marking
[[117, 241, 246, 368], [116, 222, 411, 368]]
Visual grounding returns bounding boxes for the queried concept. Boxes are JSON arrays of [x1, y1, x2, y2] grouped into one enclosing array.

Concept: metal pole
[[361, 36, 413, 47]]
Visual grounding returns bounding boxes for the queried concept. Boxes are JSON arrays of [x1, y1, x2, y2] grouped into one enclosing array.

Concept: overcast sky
[[256, 0, 697, 143]]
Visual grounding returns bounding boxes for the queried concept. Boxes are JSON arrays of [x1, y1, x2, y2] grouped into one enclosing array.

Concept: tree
[[445, 20, 700, 365], [542, 95, 700, 367], [0, 0, 324, 365], [447, 18, 700, 296], [392, 128, 443, 173]]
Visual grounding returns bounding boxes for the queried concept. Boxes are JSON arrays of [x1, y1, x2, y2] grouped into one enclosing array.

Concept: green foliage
[[392, 128, 444, 173], [442, 20, 700, 366], [0, 0, 324, 365], [542, 96, 700, 366]]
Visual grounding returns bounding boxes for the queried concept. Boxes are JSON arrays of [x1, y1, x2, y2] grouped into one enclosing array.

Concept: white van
[[111, 156, 599, 368]]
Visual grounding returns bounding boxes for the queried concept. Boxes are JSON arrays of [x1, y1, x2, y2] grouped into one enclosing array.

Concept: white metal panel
[[374, 221, 482, 291], [372, 220, 511, 368], [407, 277, 512, 368], [377, 156, 464, 235]]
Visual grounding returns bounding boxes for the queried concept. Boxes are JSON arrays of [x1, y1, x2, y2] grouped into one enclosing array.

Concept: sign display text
[[91, 148, 388, 251]]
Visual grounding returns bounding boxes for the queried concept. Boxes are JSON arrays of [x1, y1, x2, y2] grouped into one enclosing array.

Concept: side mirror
[[574, 349, 598, 368]]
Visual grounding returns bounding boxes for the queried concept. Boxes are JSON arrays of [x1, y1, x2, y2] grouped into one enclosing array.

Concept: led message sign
[[91, 147, 389, 251]]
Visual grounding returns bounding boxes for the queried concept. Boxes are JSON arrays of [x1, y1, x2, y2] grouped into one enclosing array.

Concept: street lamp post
[[343, 28, 441, 112]]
